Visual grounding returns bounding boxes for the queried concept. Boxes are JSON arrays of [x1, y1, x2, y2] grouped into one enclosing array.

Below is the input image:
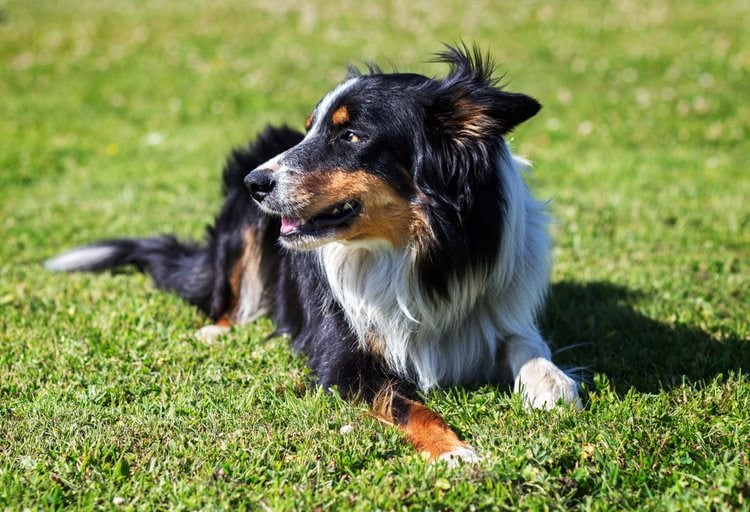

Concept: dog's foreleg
[[370, 385, 479, 466], [505, 331, 581, 409]]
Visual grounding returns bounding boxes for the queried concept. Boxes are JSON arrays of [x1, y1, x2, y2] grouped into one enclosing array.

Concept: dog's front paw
[[437, 445, 481, 467], [196, 324, 231, 343], [515, 357, 581, 410]]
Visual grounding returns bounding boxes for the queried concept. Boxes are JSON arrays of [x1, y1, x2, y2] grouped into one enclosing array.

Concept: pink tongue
[[280, 217, 303, 235]]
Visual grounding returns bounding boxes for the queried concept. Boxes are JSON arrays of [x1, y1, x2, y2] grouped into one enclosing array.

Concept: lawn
[[1, 0, 748, 509]]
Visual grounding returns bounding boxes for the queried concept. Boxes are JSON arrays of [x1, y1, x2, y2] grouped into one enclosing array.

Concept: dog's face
[[245, 51, 540, 252], [246, 75, 432, 251]]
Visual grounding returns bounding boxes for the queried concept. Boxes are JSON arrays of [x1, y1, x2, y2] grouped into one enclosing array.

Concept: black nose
[[244, 168, 276, 203]]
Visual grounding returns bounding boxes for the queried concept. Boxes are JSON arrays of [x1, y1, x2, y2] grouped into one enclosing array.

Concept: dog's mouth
[[279, 200, 362, 240]]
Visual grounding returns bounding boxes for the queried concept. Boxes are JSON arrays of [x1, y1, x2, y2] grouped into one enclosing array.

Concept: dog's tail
[[46, 125, 305, 320], [45, 235, 215, 312]]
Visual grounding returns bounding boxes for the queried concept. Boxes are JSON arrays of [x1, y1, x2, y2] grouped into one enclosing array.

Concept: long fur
[[318, 148, 551, 391], [48, 45, 580, 462]]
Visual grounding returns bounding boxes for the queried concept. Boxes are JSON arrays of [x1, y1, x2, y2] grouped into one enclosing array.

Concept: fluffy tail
[[45, 236, 215, 314]]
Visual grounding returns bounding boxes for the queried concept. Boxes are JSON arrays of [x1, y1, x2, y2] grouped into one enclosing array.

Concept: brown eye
[[341, 131, 363, 143]]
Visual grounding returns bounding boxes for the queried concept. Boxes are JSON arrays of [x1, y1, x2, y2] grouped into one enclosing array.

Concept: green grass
[[1, 0, 749, 509]]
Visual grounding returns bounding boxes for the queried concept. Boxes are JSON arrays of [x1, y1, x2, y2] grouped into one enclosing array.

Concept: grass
[[1, 0, 748, 509]]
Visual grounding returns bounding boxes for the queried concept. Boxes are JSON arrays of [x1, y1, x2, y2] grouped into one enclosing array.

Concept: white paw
[[515, 357, 582, 410], [437, 445, 481, 467], [195, 324, 231, 343]]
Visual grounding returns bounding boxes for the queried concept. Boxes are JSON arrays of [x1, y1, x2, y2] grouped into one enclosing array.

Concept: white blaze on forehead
[[255, 149, 287, 171], [306, 78, 359, 138], [253, 78, 359, 174]]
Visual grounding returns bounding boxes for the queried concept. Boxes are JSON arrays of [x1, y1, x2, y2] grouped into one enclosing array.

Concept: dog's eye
[[341, 131, 364, 144]]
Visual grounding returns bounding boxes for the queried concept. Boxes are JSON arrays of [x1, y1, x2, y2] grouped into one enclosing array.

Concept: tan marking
[[305, 113, 314, 131], [228, 248, 244, 305], [295, 169, 431, 249], [370, 382, 398, 424], [437, 97, 497, 139], [370, 388, 468, 461], [229, 227, 268, 324], [402, 402, 468, 460], [332, 105, 349, 126], [364, 331, 387, 358], [216, 315, 233, 328]]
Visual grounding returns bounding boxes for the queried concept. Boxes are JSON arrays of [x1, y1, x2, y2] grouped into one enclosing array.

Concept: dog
[[46, 45, 580, 464]]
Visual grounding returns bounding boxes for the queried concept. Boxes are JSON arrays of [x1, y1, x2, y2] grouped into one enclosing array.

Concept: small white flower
[[577, 121, 594, 136], [145, 132, 164, 146]]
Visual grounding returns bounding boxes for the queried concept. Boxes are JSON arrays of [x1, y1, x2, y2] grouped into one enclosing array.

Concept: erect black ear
[[428, 44, 542, 138], [484, 89, 542, 134]]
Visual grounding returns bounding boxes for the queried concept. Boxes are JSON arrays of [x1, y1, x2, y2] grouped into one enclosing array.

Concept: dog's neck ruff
[[317, 149, 550, 391]]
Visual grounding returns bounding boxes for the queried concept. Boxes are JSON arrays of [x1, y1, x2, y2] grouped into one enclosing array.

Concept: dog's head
[[245, 44, 540, 252]]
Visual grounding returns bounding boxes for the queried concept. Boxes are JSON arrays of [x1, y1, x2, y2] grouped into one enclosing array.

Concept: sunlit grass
[[1, 0, 748, 509]]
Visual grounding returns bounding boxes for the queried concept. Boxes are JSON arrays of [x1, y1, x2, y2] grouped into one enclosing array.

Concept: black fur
[[52, 126, 303, 320], [204, 125, 303, 319], [49, 47, 540, 395], [48, 46, 572, 461]]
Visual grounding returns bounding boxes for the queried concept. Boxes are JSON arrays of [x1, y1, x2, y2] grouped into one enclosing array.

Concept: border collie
[[47, 45, 580, 464]]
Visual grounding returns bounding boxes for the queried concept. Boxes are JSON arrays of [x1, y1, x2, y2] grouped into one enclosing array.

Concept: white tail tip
[[45, 245, 117, 272]]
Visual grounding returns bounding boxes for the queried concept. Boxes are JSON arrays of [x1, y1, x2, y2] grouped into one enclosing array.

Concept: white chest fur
[[319, 244, 501, 390], [317, 151, 552, 392]]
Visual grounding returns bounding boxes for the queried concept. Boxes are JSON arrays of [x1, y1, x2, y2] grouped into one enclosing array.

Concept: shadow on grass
[[542, 281, 748, 394]]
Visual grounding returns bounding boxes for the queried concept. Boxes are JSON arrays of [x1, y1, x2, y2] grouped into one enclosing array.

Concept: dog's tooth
[[332, 207, 341, 215], [342, 202, 352, 211]]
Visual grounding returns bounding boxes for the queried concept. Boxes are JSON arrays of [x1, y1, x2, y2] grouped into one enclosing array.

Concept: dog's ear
[[428, 44, 541, 139], [429, 88, 541, 138]]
